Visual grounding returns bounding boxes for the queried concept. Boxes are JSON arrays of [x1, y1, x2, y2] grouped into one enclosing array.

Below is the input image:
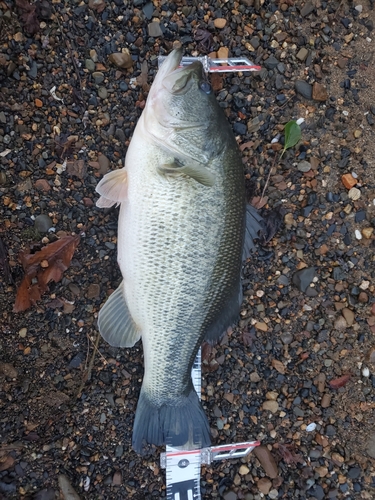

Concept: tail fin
[[132, 387, 211, 453]]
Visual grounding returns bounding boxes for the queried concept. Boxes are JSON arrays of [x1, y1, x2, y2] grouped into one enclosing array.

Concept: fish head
[[144, 49, 221, 156]]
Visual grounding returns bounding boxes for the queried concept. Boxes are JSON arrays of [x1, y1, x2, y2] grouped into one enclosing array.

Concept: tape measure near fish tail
[[156, 53, 261, 500], [161, 349, 260, 500]]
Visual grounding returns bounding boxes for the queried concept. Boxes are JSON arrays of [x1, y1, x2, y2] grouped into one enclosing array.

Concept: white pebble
[[366, 37, 372, 43], [355, 229, 362, 240], [83, 476, 90, 491], [296, 118, 305, 125], [355, 4, 363, 12], [362, 367, 370, 378], [348, 187, 361, 200], [351, 171, 358, 178], [306, 422, 317, 432], [360, 280, 370, 290]]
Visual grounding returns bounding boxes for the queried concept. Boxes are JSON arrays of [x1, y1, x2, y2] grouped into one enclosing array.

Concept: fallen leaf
[[329, 374, 351, 389], [201, 342, 219, 373], [258, 208, 284, 245], [242, 328, 256, 347], [277, 443, 304, 465], [15, 0, 39, 35], [272, 359, 286, 374], [251, 196, 268, 209], [14, 234, 80, 312], [0, 454, 15, 472], [66, 160, 86, 180], [137, 60, 149, 92]]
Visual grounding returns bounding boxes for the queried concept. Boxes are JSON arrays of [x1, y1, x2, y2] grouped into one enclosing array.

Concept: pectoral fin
[[157, 161, 215, 187], [98, 282, 141, 347], [96, 168, 128, 208]]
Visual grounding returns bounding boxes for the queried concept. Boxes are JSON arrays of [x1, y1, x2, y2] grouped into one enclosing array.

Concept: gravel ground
[[1, 0, 375, 499]]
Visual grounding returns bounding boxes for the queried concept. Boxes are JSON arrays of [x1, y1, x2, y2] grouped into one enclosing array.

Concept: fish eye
[[200, 81, 212, 94]]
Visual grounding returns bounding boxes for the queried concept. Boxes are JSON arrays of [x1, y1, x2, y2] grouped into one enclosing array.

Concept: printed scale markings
[[158, 54, 261, 500]]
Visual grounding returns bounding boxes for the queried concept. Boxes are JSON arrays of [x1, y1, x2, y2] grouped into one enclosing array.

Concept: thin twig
[[335, 0, 345, 19], [75, 331, 103, 399], [258, 154, 278, 206]]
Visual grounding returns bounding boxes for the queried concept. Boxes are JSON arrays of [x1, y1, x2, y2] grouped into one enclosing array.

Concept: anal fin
[[98, 282, 141, 347]]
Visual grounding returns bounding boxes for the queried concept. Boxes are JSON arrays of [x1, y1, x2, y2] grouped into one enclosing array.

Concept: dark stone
[[233, 122, 247, 135], [341, 18, 350, 28], [300, 2, 315, 16], [325, 424, 336, 436], [355, 211, 366, 222], [307, 484, 325, 500], [348, 467, 361, 479], [143, 2, 154, 20], [264, 55, 279, 70], [68, 352, 85, 369], [292, 267, 316, 292], [295, 80, 313, 99]]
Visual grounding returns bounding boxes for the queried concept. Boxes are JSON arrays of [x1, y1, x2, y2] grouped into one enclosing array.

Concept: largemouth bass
[[95, 49, 262, 453]]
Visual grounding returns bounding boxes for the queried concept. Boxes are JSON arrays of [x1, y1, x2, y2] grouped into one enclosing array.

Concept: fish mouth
[[158, 49, 203, 95]]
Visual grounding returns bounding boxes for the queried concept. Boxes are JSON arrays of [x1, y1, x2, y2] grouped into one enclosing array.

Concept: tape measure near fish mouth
[[161, 349, 260, 500], [158, 55, 261, 74]]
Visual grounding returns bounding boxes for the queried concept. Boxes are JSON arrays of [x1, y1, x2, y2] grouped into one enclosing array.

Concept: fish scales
[[95, 49, 261, 453]]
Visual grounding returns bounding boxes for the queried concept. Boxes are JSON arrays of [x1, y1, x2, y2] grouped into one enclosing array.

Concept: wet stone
[[115, 445, 123, 458], [300, 1, 315, 16], [233, 122, 247, 135], [312, 82, 328, 101], [297, 160, 311, 172], [98, 87, 108, 99], [307, 484, 325, 500], [142, 2, 154, 19], [33, 489, 56, 500], [148, 21, 163, 37], [85, 59, 95, 72], [292, 267, 316, 293], [281, 332, 293, 344], [87, 283, 100, 299], [296, 48, 308, 62], [250, 36, 260, 49], [348, 467, 361, 479], [92, 71, 105, 84], [253, 446, 278, 478], [295, 80, 313, 99], [34, 214, 53, 232], [68, 352, 85, 369], [264, 56, 279, 69], [275, 74, 284, 90], [325, 425, 336, 436]]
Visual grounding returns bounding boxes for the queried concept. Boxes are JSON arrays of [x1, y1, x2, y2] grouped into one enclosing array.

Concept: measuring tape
[[160, 349, 260, 500], [158, 55, 261, 74]]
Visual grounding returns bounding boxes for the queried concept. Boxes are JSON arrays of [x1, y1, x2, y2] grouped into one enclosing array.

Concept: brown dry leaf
[[137, 60, 149, 92], [14, 234, 80, 312], [272, 359, 286, 374], [0, 454, 15, 472], [329, 374, 351, 389], [251, 195, 268, 209], [66, 160, 86, 180], [277, 443, 304, 466]]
